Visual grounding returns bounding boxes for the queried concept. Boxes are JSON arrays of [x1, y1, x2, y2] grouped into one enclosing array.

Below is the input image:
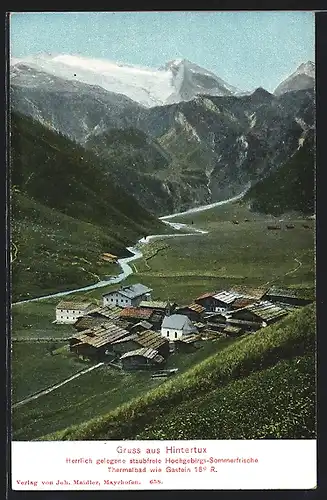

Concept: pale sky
[[9, 11, 315, 92]]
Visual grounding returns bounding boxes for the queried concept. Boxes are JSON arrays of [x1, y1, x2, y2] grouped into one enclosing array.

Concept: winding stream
[[12, 187, 248, 305]]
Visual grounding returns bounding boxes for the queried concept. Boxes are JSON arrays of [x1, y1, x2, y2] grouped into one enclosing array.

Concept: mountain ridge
[[11, 53, 243, 107]]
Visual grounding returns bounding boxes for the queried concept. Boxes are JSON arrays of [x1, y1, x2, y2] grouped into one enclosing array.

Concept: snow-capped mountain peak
[[10, 53, 243, 107], [274, 61, 315, 96], [294, 61, 315, 78]]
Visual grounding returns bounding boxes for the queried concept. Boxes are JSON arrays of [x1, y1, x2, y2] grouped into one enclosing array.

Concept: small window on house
[[167, 332, 169, 337], [67, 316, 69, 319], [174, 332, 178, 339], [126, 300, 128, 303], [61, 316, 63, 319]]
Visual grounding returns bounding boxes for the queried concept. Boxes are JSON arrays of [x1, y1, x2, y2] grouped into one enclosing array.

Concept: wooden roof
[[242, 301, 289, 322], [177, 303, 205, 314], [120, 347, 164, 363], [87, 305, 123, 320], [175, 334, 201, 344], [70, 322, 130, 349], [232, 297, 257, 309], [112, 330, 168, 350], [230, 286, 268, 300], [139, 300, 169, 309], [56, 300, 93, 310], [119, 307, 154, 320]]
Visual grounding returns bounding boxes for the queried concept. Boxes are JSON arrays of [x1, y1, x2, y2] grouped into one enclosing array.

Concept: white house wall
[[161, 327, 184, 341], [103, 292, 152, 308], [56, 309, 88, 324]]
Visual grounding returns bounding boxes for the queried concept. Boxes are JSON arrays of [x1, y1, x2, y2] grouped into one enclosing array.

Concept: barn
[[175, 303, 206, 322], [112, 329, 169, 358], [262, 286, 313, 307], [73, 305, 124, 331], [120, 347, 165, 371], [174, 334, 202, 352], [69, 322, 130, 360], [230, 301, 288, 327]]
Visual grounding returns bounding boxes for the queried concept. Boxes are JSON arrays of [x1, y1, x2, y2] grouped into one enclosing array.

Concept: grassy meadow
[[11, 200, 315, 440], [12, 336, 236, 440]]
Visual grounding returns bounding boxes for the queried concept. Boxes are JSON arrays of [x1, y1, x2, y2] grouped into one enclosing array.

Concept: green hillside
[[41, 303, 315, 441], [245, 134, 314, 216], [10, 112, 165, 301]]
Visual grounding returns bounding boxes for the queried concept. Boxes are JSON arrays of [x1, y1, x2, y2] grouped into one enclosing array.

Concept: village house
[[55, 300, 94, 324], [120, 347, 165, 371], [161, 314, 198, 341], [194, 290, 243, 312], [69, 321, 131, 360], [262, 286, 313, 307], [101, 252, 118, 263], [194, 292, 217, 311], [112, 329, 169, 358], [229, 301, 288, 327], [175, 303, 206, 322], [102, 283, 152, 308]]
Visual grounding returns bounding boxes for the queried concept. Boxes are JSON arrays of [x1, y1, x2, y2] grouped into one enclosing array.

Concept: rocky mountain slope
[[10, 64, 145, 144], [10, 111, 165, 300], [10, 61, 315, 216], [274, 61, 315, 96], [244, 129, 314, 215]]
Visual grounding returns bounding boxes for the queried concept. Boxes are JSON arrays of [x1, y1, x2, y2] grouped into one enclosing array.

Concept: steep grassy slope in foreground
[[244, 133, 314, 216], [42, 303, 315, 440], [10, 112, 166, 301]]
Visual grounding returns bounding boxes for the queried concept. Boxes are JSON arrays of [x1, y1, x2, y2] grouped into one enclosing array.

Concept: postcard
[[8, 10, 317, 491]]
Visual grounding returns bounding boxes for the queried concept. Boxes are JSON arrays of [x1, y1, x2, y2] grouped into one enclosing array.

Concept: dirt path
[[12, 362, 104, 409], [11, 242, 18, 263], [285, 257, 303, 276]]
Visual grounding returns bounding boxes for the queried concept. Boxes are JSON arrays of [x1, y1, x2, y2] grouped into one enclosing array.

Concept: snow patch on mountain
[[11, 53, 243, 108]]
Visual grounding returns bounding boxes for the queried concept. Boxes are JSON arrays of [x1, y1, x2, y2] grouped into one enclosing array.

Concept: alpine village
[[11, 37, 315, 441]]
